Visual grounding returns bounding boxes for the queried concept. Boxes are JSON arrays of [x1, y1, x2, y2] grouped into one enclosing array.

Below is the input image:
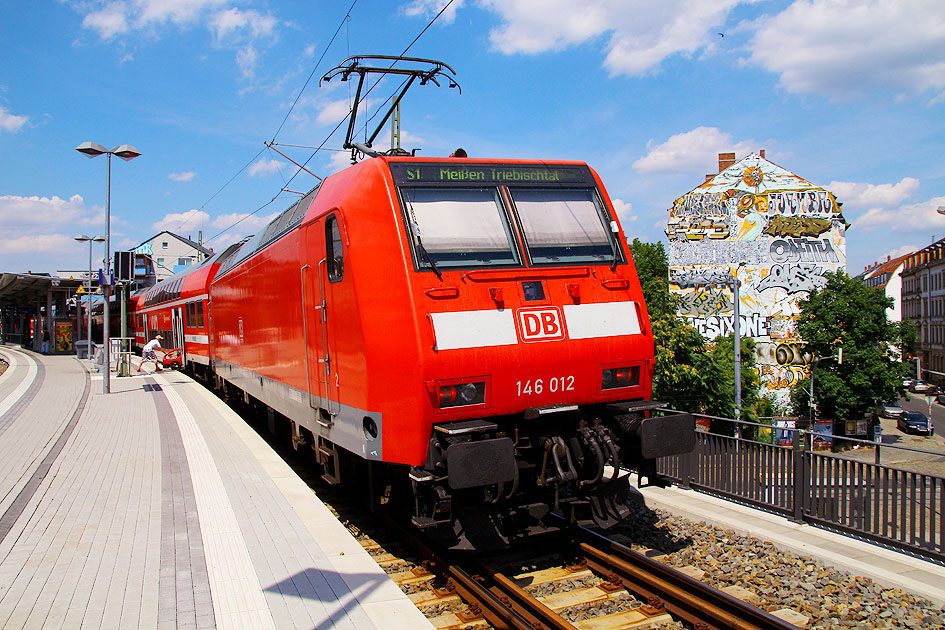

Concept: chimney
[[760, 149, 766, 159], [718, 152, 736, 172]]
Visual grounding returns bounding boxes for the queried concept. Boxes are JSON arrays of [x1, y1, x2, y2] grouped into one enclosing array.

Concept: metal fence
[[656, 417, 945, 563]]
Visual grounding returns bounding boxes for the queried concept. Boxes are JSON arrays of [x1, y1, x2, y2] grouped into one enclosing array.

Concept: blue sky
[[2, 0, 944, 277]]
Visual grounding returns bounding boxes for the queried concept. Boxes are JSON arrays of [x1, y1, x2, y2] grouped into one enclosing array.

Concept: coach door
[[171, 307, 185, 363]]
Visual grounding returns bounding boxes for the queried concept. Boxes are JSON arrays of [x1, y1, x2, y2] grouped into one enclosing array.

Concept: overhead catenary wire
[[270, 0, 359, 144], [194, 0, 455, 245]]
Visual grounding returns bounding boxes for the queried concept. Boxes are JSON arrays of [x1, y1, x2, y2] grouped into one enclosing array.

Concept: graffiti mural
[[756, 264, 828, 294], [666, 152, 847, 398], [677, 289, 732, 317], [762, 216, 832, 238]]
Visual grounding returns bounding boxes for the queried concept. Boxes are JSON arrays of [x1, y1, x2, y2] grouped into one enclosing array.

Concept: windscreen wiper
[[417, 237, 442, 280], [404, 196, 443, 280]]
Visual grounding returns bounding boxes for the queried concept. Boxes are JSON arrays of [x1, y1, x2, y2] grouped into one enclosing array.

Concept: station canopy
[[0, 273, 86, 308]]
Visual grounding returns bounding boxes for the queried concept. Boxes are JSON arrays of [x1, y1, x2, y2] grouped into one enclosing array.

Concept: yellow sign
[[76, 285, 86, 294]]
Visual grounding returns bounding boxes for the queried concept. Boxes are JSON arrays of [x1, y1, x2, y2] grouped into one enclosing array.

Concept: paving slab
[[0, 346, 433, 630]]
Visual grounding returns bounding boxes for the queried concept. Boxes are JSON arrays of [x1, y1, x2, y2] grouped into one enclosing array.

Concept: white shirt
[[143, 339, 162, 353]]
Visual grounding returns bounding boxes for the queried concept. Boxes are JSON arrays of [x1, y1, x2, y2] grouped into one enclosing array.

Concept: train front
[[387, 159, 695, 547]]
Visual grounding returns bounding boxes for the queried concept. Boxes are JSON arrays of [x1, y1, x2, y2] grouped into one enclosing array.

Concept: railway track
[[360, 511, 803, 630], [232, 395, 805, 630]]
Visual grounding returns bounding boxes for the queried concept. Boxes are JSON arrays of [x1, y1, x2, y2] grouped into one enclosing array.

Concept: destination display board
[[390, 163, 591, 186]]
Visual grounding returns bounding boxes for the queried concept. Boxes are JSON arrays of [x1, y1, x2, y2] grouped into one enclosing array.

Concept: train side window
[[326, 216, 344, 282], [196, 300, 204, 327], [186, 302, 196, 327]]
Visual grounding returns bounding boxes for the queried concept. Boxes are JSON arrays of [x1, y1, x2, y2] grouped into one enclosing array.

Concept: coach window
[[196, 300, 204, 327], [326, 216, 344, 282]]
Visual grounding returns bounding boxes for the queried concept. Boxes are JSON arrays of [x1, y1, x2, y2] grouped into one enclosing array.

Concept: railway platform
[[630, 480, 945, 607], [0, 344, 433, 630]]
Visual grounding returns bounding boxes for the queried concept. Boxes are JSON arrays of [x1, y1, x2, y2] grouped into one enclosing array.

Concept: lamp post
[[73, 234, 105, 357], [76, 142, 141, 393], [733, 272, 742, 427]]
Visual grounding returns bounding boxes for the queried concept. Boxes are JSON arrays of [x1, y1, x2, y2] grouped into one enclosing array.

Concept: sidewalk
[[0, 345, 433, 630]]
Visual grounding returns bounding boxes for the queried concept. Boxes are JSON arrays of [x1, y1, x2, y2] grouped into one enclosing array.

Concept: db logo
[[516, 307, 566, 342]]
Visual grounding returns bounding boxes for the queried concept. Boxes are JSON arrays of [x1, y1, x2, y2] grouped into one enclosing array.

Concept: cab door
[[302, 213, 344, 421]]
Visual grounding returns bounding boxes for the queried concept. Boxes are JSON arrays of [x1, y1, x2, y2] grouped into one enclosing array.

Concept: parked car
[[910, 381, 934, 394], [903, 378, 915, 389], [936, 393, 945, 405], [878, 401, 904, 419], [897, 411, 934, 436]]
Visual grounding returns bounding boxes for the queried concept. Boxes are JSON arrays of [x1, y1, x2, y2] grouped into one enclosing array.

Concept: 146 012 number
[[516, 376, 575, 396]]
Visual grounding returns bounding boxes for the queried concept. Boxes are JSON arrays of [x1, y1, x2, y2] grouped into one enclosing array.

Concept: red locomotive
[[129, 56, 694, 547], [130, 155, 694, 547]]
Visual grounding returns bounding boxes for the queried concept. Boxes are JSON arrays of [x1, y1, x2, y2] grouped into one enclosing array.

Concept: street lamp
[[74, 234, 105, 357], [76, 142, 141, 394]]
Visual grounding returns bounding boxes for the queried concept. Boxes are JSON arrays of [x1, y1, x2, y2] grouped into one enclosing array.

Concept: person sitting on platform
[[137, 335, 164, 373]]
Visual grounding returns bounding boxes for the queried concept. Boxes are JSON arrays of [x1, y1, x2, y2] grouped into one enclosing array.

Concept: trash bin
[[75, 340, 95, 360]]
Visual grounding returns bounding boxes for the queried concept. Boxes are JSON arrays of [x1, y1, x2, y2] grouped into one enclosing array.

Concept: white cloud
[[73, 1, 278, 81], [210, 211, 278, 233], [81, 3, 130, 39], [236, 45, 258, 79], [210, 7, 277, 42], [828, 177, 920, 210], [247, 158, 286, 177], [746, 0, 945, 101], [0, 194, 89, 226], [151, 209, 210, 233], [611, 197, 635, 222], [135, 0, 228, 27], [0, 194, 108, 271], [854, 195, 945, 232], [402, 0, 466, 24], [315, 96, 377, 127], [168, 171, 196, 182], [0, 105, 28, 132], [633, 126, 757, 175], [884, 244, 920, 260], [325, 150, 354, 175], [475, 0, 740, 76], [1, 233, 78, 255]]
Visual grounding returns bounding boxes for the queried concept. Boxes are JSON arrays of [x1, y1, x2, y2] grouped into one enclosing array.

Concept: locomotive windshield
[[401, 187, 520, 268], [392, 162, 624, 272], [509, 188, 614, 264]]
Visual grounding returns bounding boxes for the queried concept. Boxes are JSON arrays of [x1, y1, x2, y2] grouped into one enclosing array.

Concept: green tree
[[789, 271, 912, 422], [627, 238, 675, 320], [628, 238, 741, 416], [650, 313, 727, 412], [707, 334, 759, 420]]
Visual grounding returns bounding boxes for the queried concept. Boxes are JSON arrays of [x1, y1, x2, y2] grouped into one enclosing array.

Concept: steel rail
[[443, 563, 572, 630], [575, 526, 799, 630]]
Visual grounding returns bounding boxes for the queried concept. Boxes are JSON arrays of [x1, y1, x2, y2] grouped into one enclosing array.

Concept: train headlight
[[436, 381, 486, 408], [601, 366, 640, 390]]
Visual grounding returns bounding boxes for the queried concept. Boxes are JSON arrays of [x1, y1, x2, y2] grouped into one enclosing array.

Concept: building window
[[178, 258, 189, 267]]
